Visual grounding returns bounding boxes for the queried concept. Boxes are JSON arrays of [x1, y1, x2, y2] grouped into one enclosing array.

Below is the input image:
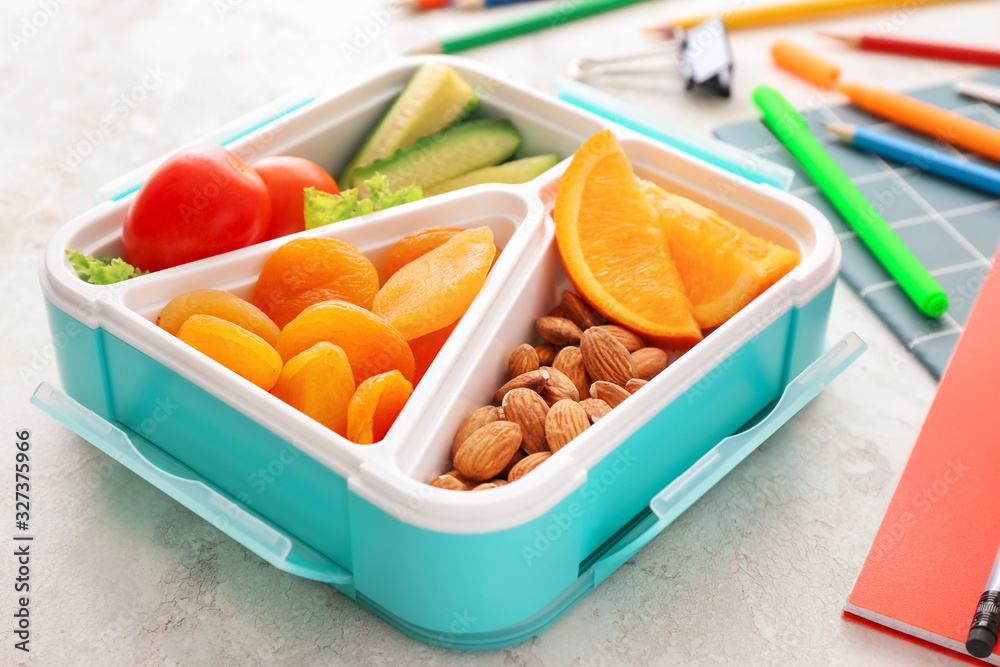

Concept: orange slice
[[643, 184, 800, 329], [553, 130, 702, 347], [277, 300, 415, 385], [346, 370, 413, 444]]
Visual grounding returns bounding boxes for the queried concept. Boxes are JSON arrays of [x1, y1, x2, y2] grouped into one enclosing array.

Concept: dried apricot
[[177, 314, 282, 391], [277, 299, 415, 385], [553, 130, 702, 347], [372, 226, 496, 341], [157, 289, 280, 347], [408, 321, 457, 384], [643, 184, 800, 329], [271, 342, 354, 436], [382, 226, 462, 280], [346, 370, 413, 444], [252, 237, 380, 328]]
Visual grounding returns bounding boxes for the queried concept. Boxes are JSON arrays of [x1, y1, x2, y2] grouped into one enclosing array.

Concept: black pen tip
[[967, 626, 997, 658]]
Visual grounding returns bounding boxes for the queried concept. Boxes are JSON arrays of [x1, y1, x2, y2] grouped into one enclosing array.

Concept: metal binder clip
[[569, 18, 733, 97]]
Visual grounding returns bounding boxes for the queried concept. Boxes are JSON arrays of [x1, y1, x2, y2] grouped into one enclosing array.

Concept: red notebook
[[846, 253, 1000, 663]]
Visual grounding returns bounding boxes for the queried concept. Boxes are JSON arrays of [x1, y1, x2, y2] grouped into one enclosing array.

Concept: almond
[[553, 346, 591, 398], [494, 369, 549, 405], [502, 388, 550, 455], [534, 343, 557, 366], [597, 324, 645, 352], [452, 406, 502, 458], [535, 316, 583, 346], [560, 290, 604, 330], [548, 304, 568, 319], [538, 365, 580, 405], [444, 469, 476, 488], [625, 378, 648, 394], [454, 421, 523, 481], [501, 448, 526, 478], [508, 451, 552, 482], [590, 381, 631, 408], [579, 398, 612, 423], [431, 474, 470, 491], [472, 481, 506, 491], [580, 327, 639, 387], [545, 399, 590, 451], [508, 343, 539, 379], [631, 347, 668, 381]]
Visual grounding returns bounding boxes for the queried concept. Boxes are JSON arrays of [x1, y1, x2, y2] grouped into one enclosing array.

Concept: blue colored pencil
[[827, 122, 1000, 197]]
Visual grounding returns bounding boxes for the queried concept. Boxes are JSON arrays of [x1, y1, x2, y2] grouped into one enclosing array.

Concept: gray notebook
[[715, 71, 1000, 379]]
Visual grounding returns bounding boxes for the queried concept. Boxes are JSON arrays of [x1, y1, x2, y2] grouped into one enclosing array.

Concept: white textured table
[[2, 0, 996, 664]]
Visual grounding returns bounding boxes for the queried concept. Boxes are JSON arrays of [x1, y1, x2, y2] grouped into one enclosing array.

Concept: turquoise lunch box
[[33, 56, 861, 649]]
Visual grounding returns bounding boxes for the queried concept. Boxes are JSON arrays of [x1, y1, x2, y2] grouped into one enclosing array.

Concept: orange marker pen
[[838, 81, 1000, 163], [772, 40, 841, 88]]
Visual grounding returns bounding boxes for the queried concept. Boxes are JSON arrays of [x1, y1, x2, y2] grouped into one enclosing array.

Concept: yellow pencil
[[644, 0, 970, 37]]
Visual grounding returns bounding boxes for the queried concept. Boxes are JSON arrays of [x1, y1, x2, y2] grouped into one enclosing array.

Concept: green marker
[[752, 85, 948, 318], [408, 0, 653, 55]]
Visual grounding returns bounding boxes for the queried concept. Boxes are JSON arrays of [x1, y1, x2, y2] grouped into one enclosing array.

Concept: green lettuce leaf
[[66, 249, 148, 285], [364, 173, 422, 211], [304, 173, 422, 230]]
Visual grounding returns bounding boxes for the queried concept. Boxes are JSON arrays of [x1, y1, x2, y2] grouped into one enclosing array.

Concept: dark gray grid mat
[[715, 70, 1000, 379]]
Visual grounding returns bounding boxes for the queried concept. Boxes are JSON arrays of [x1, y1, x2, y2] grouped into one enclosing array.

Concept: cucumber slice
[[351, 119, 522, 196], [423, 154, 560, 196], [339, 64, 479, 184]]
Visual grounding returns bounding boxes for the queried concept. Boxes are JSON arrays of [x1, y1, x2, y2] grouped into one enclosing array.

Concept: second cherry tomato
[[252, 156, 340, 241]]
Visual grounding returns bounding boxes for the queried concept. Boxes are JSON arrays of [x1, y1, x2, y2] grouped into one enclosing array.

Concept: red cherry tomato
[[122, 145, 270, 272], [252, 156, 340, 241]]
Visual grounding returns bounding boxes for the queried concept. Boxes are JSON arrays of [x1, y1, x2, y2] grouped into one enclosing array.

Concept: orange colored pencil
[[837, 80, 1000, 163], [644, 0, 967, 37]]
